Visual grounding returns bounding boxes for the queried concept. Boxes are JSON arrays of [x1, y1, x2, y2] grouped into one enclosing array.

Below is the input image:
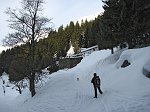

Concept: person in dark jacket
[[91, 73, 103, 98]]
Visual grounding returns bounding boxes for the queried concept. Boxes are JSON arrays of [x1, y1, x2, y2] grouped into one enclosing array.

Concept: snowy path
[[99, 90, 147, 112], [0, 98, 17, 112], [67, 88, 150, 112]]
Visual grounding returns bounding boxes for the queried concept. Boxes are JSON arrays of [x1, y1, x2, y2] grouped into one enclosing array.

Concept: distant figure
[[91, 73, 103, 98]]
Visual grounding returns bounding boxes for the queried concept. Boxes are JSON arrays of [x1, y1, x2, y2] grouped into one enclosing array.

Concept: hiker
[[91, 73, 103, 98]]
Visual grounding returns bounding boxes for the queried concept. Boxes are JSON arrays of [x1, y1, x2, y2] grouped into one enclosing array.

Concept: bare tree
[[0, 76, 5, 96], [12, 79, 28, 94], [5, 0, 52, 97]]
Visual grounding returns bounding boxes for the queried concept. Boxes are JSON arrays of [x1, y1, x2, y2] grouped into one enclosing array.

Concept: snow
[[0, 73, 19, 98], [1, 46, 150, 112], [0, 73, 19, 112], [76, 12, 101, 24], [66, 44, 74, 57], [143, 60, 150, 72]]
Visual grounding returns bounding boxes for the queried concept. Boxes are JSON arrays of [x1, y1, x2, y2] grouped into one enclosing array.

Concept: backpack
[[94, 76, 100, 86]]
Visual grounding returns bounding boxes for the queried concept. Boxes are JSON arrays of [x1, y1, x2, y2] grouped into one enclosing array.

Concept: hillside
[[1, 47, 150, 112]]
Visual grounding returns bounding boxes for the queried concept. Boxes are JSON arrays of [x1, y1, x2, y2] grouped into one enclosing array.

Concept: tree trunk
[[30, 72, 36, 97], [111, 47, 114, 54], [30, 38, 36, 97], [128, 40, 134, 49], [17, 85, 22, 94]]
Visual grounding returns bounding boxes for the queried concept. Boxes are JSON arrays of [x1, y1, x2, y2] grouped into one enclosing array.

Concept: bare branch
[[4, 0, 51, 46], [4, 0, 52, 97]]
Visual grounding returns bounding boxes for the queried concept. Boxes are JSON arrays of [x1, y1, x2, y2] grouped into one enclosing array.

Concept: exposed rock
[[121, 60, 131, 68], [143, 61, 150, 78]]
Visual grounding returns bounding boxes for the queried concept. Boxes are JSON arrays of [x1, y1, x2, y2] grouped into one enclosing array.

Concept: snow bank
[[0, 73, 19, 99]]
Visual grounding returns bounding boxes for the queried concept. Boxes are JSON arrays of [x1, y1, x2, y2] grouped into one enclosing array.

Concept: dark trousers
[[94, 86, 103, 98]]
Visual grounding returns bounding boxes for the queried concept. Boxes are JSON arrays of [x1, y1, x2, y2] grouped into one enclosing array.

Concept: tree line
[[0, 0, 150, 97]]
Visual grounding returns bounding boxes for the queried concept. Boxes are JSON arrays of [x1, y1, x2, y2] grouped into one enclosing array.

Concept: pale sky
[[0, 0, 103, 45]]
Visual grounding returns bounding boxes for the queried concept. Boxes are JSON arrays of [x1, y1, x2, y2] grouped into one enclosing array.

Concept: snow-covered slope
[[76, 12, 101, 24], [0, 73, 19, 112], [1, 47, 150, 112], [0, 73, 19, 99]]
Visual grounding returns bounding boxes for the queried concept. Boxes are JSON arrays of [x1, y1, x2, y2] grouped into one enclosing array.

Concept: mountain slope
[[12, 47, 150, 112]]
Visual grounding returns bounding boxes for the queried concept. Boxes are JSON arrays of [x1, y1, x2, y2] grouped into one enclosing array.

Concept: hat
[[94, 73, 97, 76]]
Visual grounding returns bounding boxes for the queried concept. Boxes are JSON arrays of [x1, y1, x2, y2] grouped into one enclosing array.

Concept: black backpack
[[94, 76, 100, 86]]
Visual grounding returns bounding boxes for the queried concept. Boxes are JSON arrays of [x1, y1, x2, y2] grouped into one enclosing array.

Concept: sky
[[1, 46, 150, 112], [0, 0, 104, 45]]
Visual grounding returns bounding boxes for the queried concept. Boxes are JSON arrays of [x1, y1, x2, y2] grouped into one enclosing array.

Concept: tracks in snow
[[70, 88, 150, 112]]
